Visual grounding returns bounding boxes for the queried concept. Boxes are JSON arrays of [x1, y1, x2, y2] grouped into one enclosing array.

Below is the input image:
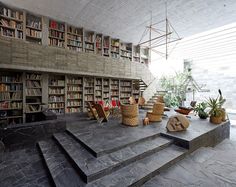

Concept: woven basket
[[152, 102, 165, 114], [146, 112, 162, 122], [210, 116, 222, 124], [156, 95, 164, 103], [121, 104, 139, 126]]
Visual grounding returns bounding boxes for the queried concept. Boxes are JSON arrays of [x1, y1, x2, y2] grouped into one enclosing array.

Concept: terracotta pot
[[210, 116, 222, 124]]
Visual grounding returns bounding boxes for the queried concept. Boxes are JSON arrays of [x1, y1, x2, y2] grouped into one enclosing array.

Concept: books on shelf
[[49, 102, 64, 109], [49, 20, 65, 31], [67, 86, 82, 92], [26, 80, 41, 88], [67, 78, 82, 84], [67, 100, 82, 107], [49, 88, 64, 94], [49, 79, 65, 86], [0, 101, 22, 109], [26, 88, 42, 96], [26, 74, 41, 80], [84, 95, 94, 101], [25, 104, 41, 112], [26, 28, 42, 38], [0, 6, 23, 20], [66, 107, 82, 113], [49, 96, 64, 102], [67, 93, 82, 99]]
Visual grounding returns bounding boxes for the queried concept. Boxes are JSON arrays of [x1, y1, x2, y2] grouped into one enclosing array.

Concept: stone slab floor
[[0, 126, 236, 187]]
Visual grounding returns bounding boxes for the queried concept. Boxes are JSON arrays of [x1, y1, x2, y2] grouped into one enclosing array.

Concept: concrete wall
[[0, 36, 154, 85]]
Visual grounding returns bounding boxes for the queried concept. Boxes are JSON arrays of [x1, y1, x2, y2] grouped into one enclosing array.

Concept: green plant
[[207, 97, 223, 117], [194, 102, 208, 119]]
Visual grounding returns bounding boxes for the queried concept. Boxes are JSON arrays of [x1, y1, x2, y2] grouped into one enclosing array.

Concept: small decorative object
[[174, 108, 193, 115], [207, 89, 226, 124], [143, 117, 149, 126], [166, 114, 190, 132], [194, 102, 208, 119]]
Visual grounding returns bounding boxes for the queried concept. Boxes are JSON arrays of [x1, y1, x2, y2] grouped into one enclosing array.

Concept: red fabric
[[111, 100, 117, 107], [98, 100, 104, 107]]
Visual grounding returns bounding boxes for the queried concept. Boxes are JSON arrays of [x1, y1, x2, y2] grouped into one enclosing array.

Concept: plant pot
[[220, 108, 226, 121], [198, 111, 208, 119], [210, 116, 222, 124]]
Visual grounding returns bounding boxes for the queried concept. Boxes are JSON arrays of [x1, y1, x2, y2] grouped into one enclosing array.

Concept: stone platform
[[36, 110, 230, 187]]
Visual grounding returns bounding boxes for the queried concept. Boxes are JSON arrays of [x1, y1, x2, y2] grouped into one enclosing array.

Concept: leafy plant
[[207, 97, 223, 117], [194, 102, 208, 119]]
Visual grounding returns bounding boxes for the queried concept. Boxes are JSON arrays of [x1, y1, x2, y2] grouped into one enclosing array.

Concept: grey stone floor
[[0, 113, 236, 187], [142, 126, 236, 187]]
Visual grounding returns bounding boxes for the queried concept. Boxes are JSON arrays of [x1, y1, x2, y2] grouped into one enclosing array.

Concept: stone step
[[53, 132, 173, 183], [88, 145, 187, 187], [67, 129, 162, 158], [38, 140, 86, 187]]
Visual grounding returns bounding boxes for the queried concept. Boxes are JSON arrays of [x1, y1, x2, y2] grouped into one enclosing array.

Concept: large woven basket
[[120, 104, 139, 126], [146, 112, 162, 122], [153, 102, 165, 114]]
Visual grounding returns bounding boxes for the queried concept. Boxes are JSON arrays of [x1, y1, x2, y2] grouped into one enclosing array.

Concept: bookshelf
[[48, 19, 65, 48], [103, 78, 110, 101], [67, 25, 83, 52], [110, 79, 119, 101], [26, 13, 42, 44], [120, 80, 132, 104], [66, 76, 83, 113], [111, 38, 120, 59], [25, 73, 42, 122], [95, 34, 102, 55], [0, 4, 23, 39], [84, 77, 94, 109], [84, 31, 95, 53], [133, 45, 141, 63], [120, 42, 132, 61], [140, 47, 150, 65], [103, 36, 110, 57], [132, 80, 140, 101], [48, 75, 65, 114], [0, 72, 23, 126], [95, 78, 102, 101]]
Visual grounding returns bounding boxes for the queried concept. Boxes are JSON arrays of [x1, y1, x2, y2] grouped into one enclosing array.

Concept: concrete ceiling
[[2, 0, 236, 44]]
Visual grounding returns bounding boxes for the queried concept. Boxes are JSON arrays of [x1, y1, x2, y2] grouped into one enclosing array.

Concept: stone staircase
[[142, 91, 166, 110], [139, 79, 148, 93], [38, 129, 187, 187]]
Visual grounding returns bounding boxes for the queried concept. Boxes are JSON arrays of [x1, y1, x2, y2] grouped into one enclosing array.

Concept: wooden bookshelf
[[0, 71, 23, 126], [26, 13, 42, 44], [120, 42, 132, 61], [84, 31, 95, 53], [132, 80, 140, 101], [110, 79, 119, 101], [95, 78, 102, 101], [66, 76, 83, 113], [48, 20, 65, 48], [103, 36, 110, 57], [133, 45, 141, 63], [111, 38, 120, 59], [120, 80, 132, 104], [48, 75, 65, 114], [67, 25, 83, 52], [103, 78, 110, 101], [84, 77, 94, 109], [0, 4, 23, 39], [95, 34, 102, 56]]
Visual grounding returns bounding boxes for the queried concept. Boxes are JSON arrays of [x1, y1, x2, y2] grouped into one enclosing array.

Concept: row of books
[[111, 40, 120, 47], [111, 46, 119, 53], [133, 90, 140, 94], [49, 96, 64, 102], [95, 85, 102, 90], [103, 39, 109, 48], [49, 21, 65, 31], [66, 107, 82, 113], [84, 82, 94, 87], [103, 81, 109, 86], [1, 19, 23, 29], [50, 30, 64, 39], [67, 46, 83, 51], [95, 91, 102, 96], [85, 35, 94, 43], [1, 7, 23, 20], [84, 95, 94, 101], [111, 86, 118, 89], [111, 53, 119, 58], [1, 28, 14, 37], [111, 91, 119, 95], [26, 74, 41, 80], [0, 92, 22, 100], [103, 93, 109, 98], [67, 101, 82, 107], [103, 49, 109, 55], [49, 88, 65, 94], [67, 34, 82, 41], [85, 43, 94, 50], [49, 80, 65, 86], [26, 19, 41, 30], [0, 84, 22, 91], [120, 45, 132, 51], [0, 101, 22, 109], [25, 104, 41, 112], [50, 109, 64, 114], [95, 79, 102, 85], [16, 30, 23, 39], [103, 88, 109, 92], [26, 80, 41, 88], [67, 78, 82, 84], [85, 89, 94, 94], [120, 88, 132, 92], [120, 93, 131, 97], [49, 39, 64, 47], [67, 86, 82, 91], [26, 28, 42, 38], [26, 88, 41, 96], [67, 93, 82, 99], [121, 51, 132, 58], [67, 40, 82, 47], [49, 103, 64, 109], [67, 26, 82, 35]]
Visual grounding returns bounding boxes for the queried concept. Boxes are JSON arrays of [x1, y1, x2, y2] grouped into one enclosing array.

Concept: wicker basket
[[210, 116, 222, 124], [120, 104, 139, 126], [156, 95, 165, 103], [152, 102, 165, 114], [146, 112, 162, 122]]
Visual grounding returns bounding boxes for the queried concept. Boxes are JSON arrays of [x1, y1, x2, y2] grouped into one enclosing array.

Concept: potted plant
[[194, 102, 208, 119], [207, 97, 225, 124]]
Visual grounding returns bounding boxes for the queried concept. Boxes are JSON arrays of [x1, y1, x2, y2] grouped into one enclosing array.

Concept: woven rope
[[121, 104, 139, 126]]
